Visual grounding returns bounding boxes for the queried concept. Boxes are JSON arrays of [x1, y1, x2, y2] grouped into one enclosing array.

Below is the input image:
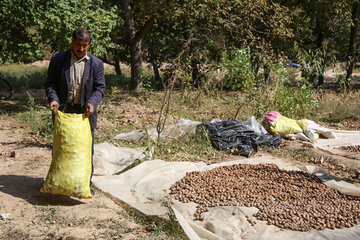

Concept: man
[[45, 28, 105, 194]]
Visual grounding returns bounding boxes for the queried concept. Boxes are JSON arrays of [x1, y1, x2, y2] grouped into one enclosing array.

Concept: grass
[[316, 90, 360, 124], [105, 74, 131, 90], [0, 65, 47, 89], [126, 207, 188, 240], [153, 125, 221, 162], [0, 63, 133, 91], [17, 91, 54, 142]]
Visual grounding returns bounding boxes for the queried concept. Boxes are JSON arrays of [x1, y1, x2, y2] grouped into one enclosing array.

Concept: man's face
[[72, 38, 90, 59]]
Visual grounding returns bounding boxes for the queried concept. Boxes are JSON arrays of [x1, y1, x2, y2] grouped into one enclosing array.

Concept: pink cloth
[[266, 112, 280, 123]]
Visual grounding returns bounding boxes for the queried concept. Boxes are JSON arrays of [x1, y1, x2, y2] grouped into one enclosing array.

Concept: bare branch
[[156, 38, 195, 141]]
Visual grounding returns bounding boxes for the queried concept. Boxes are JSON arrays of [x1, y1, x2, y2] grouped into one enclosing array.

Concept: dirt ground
[[0, 90, 359, 239], [0, 116, 154, 240]]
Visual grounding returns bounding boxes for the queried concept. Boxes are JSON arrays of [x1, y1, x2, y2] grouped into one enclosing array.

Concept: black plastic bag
[[203, 118, 281, 157]]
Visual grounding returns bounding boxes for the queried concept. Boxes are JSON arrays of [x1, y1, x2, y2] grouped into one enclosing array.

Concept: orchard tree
[[280, 0, 352, 86], [174, 0, 294, 83], [0, 0, 119, 64], [345, 0, 360, 87], [115, 0, 172, 92], [143, 21, 185, 89], [141, 0, 295, 90], [36, 0, 119, 56], [0, 0, 42, 63]]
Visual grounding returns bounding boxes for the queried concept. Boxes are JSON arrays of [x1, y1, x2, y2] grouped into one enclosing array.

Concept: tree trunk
[[114, 57, 122, 76], [121, 0, 141, 92], [120, 0, 159, 92], [253, 55, 262, 78], [183, 20, 200, 87], [153, 63, 162, 90], [346, 1, 360, 87], [100, 54, 122, 76], [316, 20, 325, 86], [191, 60, 200, 87], [130, 40, 143, 92], [148, 35, 163, 90], [264, 62, 271, 84]]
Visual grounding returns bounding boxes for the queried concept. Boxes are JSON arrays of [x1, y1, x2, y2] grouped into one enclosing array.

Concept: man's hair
[[72, 28, 92, 44]]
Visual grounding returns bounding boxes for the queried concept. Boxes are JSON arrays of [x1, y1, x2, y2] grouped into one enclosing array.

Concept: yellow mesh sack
[[40, 110, 92, 198]]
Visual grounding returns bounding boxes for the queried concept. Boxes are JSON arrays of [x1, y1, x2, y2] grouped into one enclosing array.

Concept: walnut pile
[[169, 163, 360, 231], [337, 145, 360, 153]]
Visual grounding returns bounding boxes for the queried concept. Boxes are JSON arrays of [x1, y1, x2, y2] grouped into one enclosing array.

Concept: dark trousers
[[59, 104, 94, 183]]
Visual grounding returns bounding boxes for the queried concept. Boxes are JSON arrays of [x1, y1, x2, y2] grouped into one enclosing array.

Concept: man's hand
[[85, 103, 94, 117], [49, 101, 59, 115]]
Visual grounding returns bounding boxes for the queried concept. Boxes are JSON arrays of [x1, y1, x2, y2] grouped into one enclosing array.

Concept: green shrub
[[274, 82, 319, 119], [220, 47, 255, 92], [242, 62, 318, 120], [142, 72, 157, 90], [295, 42, 335, 86]]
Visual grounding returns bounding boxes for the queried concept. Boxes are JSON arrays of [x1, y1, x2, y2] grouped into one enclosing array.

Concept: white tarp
[[314, 129, 360, 159], [113, 116, 270, 142], [93, 156, 360, 240], [114, 118, 202, 141], [283, 120, 336, 142], [93, 142, 152, 175]]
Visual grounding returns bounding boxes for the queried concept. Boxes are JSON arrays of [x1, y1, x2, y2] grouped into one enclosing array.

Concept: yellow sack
[[269, 115, 303, 135], [296, 119, 309, 133], [41, 111, 92, 198], [297, 119, 319, 142]]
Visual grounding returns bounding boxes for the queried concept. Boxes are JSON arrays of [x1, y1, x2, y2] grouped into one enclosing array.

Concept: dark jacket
[[45, 50, 105, 129]]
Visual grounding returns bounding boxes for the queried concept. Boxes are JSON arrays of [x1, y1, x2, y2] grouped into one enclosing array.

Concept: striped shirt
[[68, 51, 90, 104]]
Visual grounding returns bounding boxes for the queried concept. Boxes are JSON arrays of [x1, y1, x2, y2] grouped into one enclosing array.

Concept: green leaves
[[0, 0, 42, 62], [0, 0, 120, 63], [36, 0, 120, 55], [274, 82, 319, 119], [220, 47, 255, 92], [295, 42, 335, 85]]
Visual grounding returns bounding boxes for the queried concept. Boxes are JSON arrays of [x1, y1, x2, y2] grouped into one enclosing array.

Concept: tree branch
[[135, 0, 173, 42]]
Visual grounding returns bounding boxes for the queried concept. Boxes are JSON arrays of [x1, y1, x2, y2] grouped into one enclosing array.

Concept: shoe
[[91, 188, 95, 196]]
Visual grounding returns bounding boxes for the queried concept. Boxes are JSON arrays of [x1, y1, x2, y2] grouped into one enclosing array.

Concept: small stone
[[1, 213, 10, 220]]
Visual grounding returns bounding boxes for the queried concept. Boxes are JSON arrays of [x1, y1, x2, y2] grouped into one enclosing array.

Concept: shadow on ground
[[0, 89, 47, 115], [0, 140, 52, 150], [0, 175, 85, 206]]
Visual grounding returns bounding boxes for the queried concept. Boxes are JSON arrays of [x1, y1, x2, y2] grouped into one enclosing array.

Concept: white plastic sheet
[[314, 129, 360, 159], [93, 142, 152, 175], [113, 117, 268, 142], [93, 156, 360, 240], [114, 118, 202, 141], [307, 120, 336, 139], [245, 116, 269, 136], [283, 121, 336, 142]]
